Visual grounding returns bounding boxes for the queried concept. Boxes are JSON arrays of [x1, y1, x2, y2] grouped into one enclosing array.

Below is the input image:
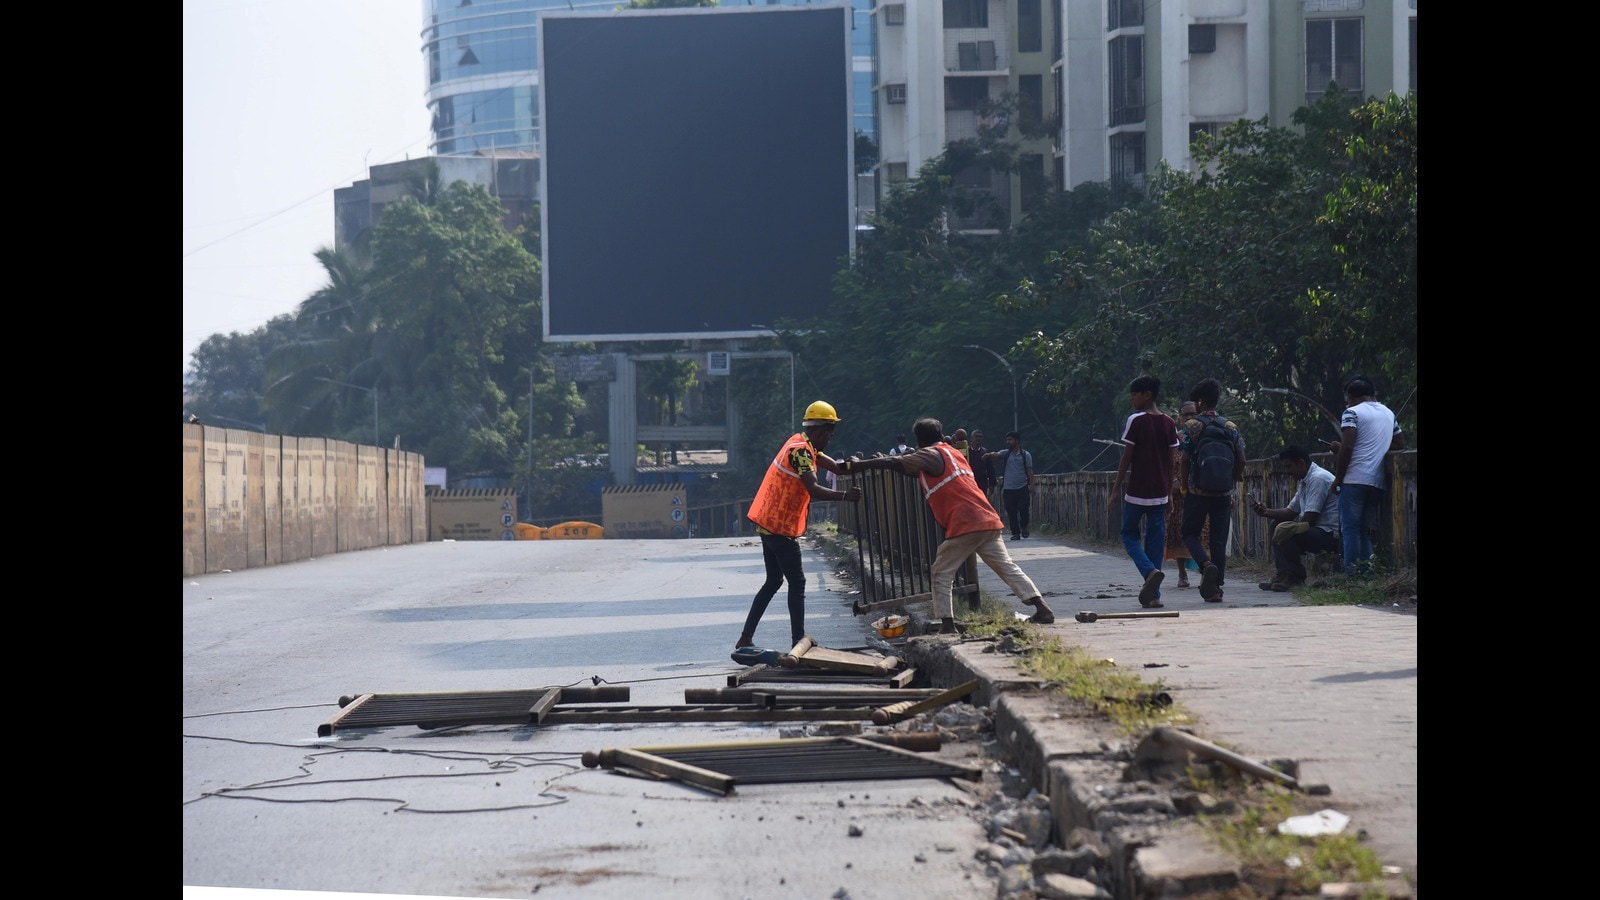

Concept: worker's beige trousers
[[931, 529, 1039, 619]]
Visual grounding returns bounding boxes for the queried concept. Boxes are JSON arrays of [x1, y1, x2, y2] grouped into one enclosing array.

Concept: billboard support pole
[[609, 354, 638, 486]]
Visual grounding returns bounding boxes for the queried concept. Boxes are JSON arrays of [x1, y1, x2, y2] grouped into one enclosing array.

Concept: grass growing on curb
[[1296, 566, 1417, 609], [958, 599, 1193, 733], [1192, 781, 1387, 896]]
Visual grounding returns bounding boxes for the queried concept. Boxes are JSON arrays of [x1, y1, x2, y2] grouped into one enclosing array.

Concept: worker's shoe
[[734, 633, 755, 649], [1138, 570, 1165, 608], [1023, 596, 1055, 625]]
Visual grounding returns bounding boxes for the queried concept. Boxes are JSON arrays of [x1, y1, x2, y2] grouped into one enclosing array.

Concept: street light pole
[[315, 377, 380, 447], [962, 345, 1017, 433]]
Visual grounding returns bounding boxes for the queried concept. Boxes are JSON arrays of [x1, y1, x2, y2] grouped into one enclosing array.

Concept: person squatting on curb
[[1249, 444, 1340, 591], [845, 417, 1056, 633], [736, 400, 862, 650], [1107, 375, 1181, 608]]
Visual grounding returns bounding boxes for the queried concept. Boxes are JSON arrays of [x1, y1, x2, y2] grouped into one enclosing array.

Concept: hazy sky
[[183, 0, 434, 376]]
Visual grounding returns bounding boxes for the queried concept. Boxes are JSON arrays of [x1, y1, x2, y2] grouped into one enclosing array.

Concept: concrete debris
[[990, 803, 1053, 849], [932, 704, 990, 729], [1030, 846, 1102, 880], [975, 842, 1011, 864], [996, 863, 1036, 897], [1036, 872, 1110, 899], [1171, 789, 1234, 816]]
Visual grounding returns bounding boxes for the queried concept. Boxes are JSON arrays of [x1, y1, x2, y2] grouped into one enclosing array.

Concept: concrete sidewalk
[[907, 531, 1417, 887]]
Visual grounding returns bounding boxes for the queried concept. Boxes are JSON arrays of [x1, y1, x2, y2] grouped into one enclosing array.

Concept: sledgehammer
[[1075, 610, 1180, 623]]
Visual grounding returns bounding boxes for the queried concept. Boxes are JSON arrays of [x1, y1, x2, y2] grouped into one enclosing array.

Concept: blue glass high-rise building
[[423, 0, 875, 158]]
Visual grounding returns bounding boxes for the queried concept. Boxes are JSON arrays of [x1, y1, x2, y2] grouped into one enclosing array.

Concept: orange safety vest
[[918, 443, 1003, 539], [746, 433, 816, 538]]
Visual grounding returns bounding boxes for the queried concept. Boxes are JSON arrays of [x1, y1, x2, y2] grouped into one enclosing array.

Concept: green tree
[[792, 119, 1131, 471], [855, 131, 879, 175], [185, 315, 297, 430], [1307, 92, 1418, 433], [1009, 92, 1417, 452], [358, 182, 544, 472], [260, 246, 383, 438], [634, 355, 700, 465]]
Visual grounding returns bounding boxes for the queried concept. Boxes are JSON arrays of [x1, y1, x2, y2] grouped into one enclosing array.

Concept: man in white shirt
[[1249, 445, 1340, 591], [1330, 375, 1404, 577]]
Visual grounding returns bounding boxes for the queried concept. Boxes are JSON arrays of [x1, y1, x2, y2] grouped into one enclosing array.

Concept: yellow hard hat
[[802, 400, 841, 425]]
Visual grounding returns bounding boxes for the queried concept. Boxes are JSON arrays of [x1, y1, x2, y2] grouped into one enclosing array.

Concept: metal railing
[[830, 468, 977, 609], [1030, 451, 1417, 571]]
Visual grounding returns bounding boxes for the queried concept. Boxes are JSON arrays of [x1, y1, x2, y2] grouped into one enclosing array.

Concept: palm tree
[[262, 246, 385, 438]]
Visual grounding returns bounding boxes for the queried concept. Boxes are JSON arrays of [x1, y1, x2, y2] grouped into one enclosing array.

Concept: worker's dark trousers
[[741, 533, 806, 646]]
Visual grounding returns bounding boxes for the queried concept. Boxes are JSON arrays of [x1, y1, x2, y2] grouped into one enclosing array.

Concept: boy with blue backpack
[[1178, 378, 1246, 602]]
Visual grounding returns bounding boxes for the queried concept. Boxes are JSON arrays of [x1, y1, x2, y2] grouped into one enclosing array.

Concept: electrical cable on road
[[182, 733, 579, 813]]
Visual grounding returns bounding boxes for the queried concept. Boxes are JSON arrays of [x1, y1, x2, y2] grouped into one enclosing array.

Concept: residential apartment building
[[333, 155, 538, 256], [873, 0, 1060, 231], [873, 0, 1417, 226], [1069, 0, 1418, 193]]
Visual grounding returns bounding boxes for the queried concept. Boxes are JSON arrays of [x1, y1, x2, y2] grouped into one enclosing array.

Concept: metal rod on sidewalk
[[1153, 726, 1299, 789]]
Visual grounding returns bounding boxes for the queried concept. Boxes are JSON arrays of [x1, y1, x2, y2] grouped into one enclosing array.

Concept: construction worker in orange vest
[[736, 400, 862, 650], [845, 417, 1056, 633]]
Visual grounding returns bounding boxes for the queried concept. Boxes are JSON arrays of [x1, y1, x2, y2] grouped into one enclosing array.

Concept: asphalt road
[[183, 538, 1000, 900]]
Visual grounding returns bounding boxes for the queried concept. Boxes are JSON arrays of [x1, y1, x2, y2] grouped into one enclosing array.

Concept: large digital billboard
[[540, 4, 854, 342]]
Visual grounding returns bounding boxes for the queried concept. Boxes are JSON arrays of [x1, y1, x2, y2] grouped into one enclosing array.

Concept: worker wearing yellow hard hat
[[737, 400, 861, 652], [801, 400, 840, 425]]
